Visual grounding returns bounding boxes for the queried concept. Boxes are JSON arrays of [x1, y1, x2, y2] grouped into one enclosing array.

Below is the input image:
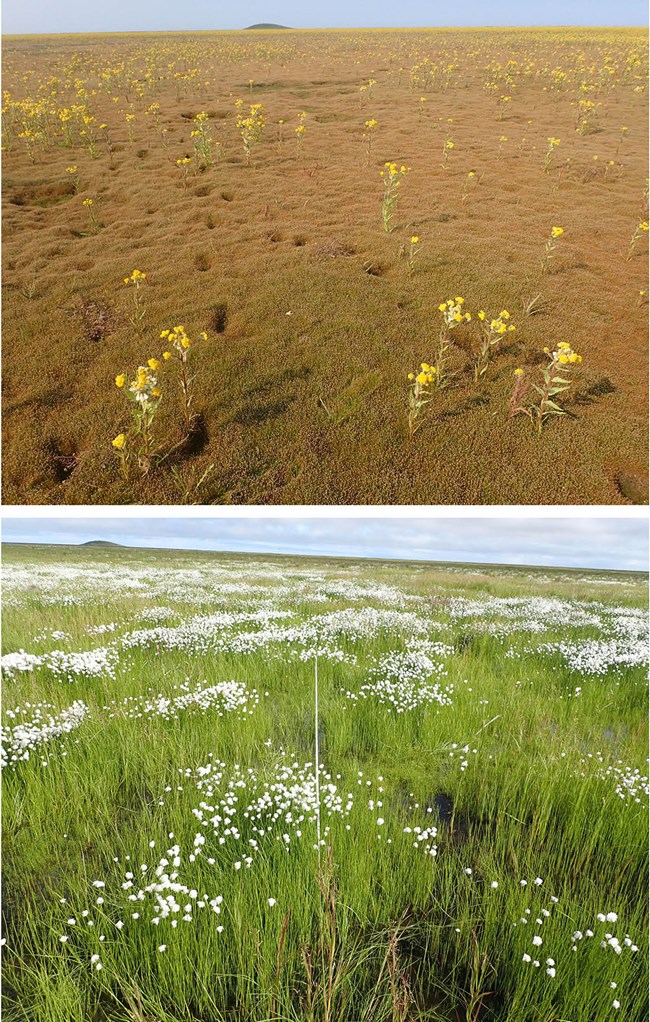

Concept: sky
[[1, 0, 647, 34], [1, 515, 647, 571]]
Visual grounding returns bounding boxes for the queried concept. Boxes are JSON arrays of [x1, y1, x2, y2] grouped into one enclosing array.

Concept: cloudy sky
[[1, 515, 647, 571], [2, 0, 646, 34]]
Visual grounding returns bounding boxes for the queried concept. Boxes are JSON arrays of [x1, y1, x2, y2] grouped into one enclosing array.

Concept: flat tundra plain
[[1, 544, 648, 1020], [1, 28, 648, 504]]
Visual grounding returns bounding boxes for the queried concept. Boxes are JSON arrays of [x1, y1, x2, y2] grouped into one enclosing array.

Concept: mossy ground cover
[[1, 28, 648, 504]]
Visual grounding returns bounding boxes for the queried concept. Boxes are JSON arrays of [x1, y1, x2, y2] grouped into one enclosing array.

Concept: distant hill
[[80, 540, 124, 548], [244, 23, 291, 29]]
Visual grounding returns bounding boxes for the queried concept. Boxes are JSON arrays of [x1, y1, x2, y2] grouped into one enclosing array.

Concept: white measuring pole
[[314, 655, 322, 866]]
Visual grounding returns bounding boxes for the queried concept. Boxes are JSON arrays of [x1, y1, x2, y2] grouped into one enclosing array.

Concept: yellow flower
[[152, 386, 161, 397], [478, 310, 486, 321], [407, 372, 414, 380], [454, 313, 463, 323], [147, 358, 160, 370], [160, 330, 170, 338], [438, 303, 447, 312], [551, 226, 564, 238], [163, 351, 172, 360], [115, 374, 126, 388], [558, 354, 569, 363], [200, 331, 208, 340], [411, 236, 419, 244], [416, 372, 428, 384], [112, 433, 126, 449], [514, 368, 524, 376], [421, 363, 430, 371]]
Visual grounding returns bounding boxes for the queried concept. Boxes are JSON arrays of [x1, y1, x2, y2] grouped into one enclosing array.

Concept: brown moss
[[1, 28, 648, 505]]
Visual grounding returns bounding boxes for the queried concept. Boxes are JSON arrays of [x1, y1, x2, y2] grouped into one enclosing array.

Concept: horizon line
[[2, 539, 646, 576], [2, 24, 648, 37]]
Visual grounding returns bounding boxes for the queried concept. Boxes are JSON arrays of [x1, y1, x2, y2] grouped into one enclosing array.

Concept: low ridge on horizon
[[1, 539, 644, 576]]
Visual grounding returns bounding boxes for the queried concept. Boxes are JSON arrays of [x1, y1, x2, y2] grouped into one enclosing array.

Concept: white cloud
[[1, 516, 647, 572]]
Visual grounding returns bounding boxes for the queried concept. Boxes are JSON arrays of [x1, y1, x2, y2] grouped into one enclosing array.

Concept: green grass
[[2, 545, 648, 1021]]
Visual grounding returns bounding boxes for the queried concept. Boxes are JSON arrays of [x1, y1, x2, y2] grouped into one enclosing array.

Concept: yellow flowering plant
[[407, 235, 420, 277], [435, 297, 471, 387], [544, 136, 560, 172], [380, 162, 410, 233], [359, 78, 377, 105], [146, 102, 160, 128], [575, 97, 598, 135], [362, 118, 377, 165], [79, 110, 98, 159], [626, 220, 648, 261], [66, 165, 79, 193], [461, 170, 477, 204], [176, 156, 192, 188], [614, 125, 628, 158], [100, 123, 115, 168], [542, 225, 564, 272], [114, 360, 163, 472], [124, 110, 136, 146], [509, 342, 583, 433], [124, 269, 147, 334], [17, 127, 38, 163], [236, 101, 265, 165], [407, 363, 437, 438], [111, 433, 129, 479], [295, 111, 307, 156], [441, 134, 454, 170], [474, 309, 516, 381], [160, 325, 207, 428], [82, 196, 100, 234], [497, 94, 512, 120], [191, 111, 216, 169], [508, 367, 529, 421]]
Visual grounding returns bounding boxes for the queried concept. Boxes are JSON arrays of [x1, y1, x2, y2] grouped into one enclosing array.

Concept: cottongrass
[[2, 700, 89, 768]]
